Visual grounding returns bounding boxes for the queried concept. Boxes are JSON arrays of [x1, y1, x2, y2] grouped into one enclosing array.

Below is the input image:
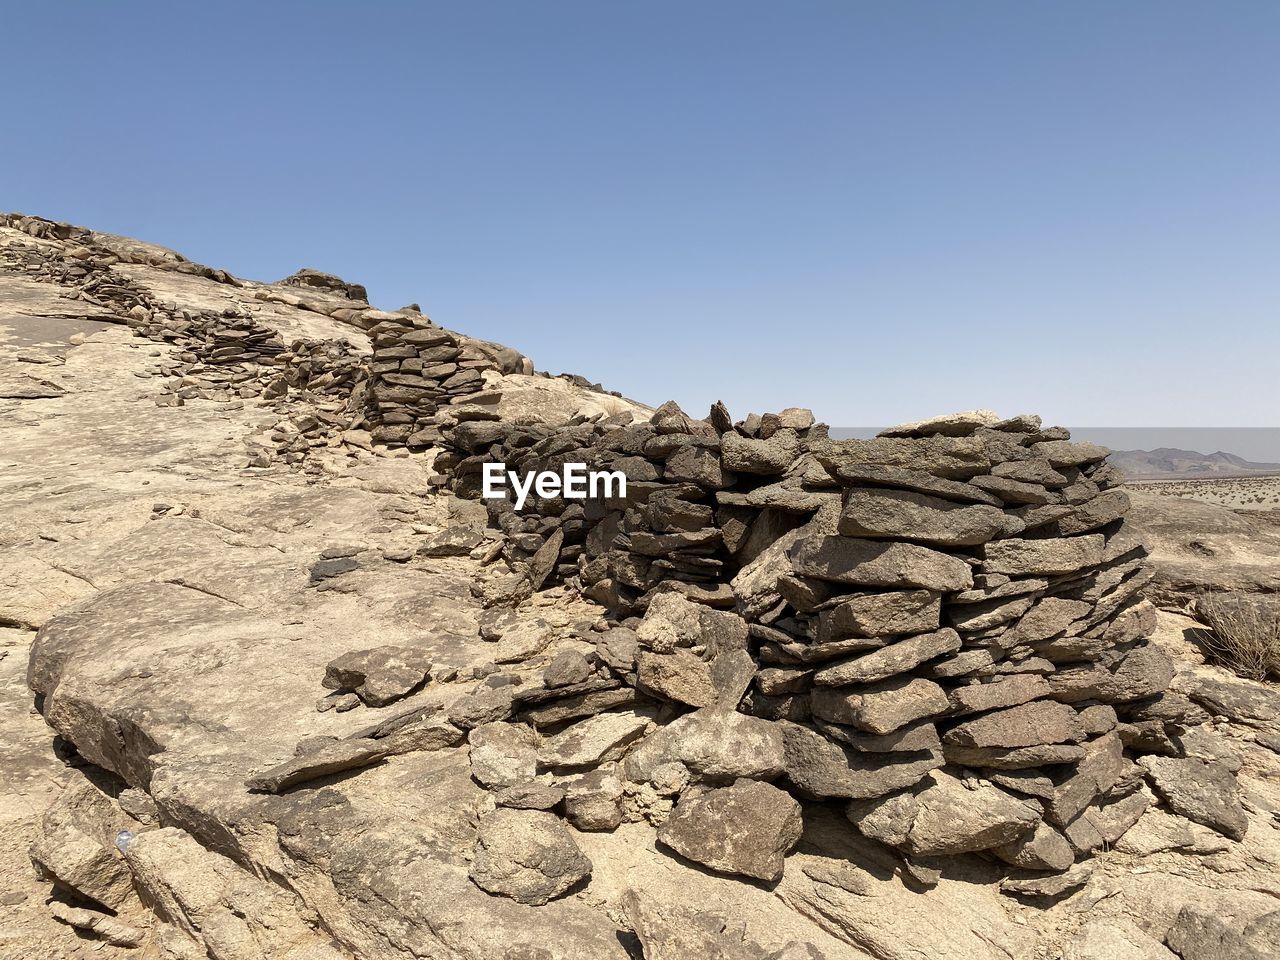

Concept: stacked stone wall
[[354, 283, 1202, 883], [5, 211, 1230, 889]]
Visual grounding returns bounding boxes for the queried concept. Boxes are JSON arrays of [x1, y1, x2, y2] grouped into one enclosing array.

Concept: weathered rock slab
[[658, 779, 803, 882]]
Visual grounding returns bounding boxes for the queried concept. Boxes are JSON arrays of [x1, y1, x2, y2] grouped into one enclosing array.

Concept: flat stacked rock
[[440, 404, 1226, 888], [364, 314, 524, 448]]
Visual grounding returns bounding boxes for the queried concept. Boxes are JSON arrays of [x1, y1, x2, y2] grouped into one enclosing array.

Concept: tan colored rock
[[811, 676, 949, 734], [30, 826, 134, 909], [623, 707, 785, 783], [469, 721, 539, 788], [469, 809, 593, 905], [948, 674, 1052, 715], [658, 779, 803, 881], [779, 721, 942, 799], [943, 700, 1087, 749], [1139, 755, 1248, 841], [877, 409, 1001, 438], [537, 708, 654, 769], [813, 629, 962, 686], [848, 769, 1042, 856], [992, 821, 1075, 872], [981, 535, 1105, 576], [791, 536, 975, 592], [636, 648, 756, 708], [816, 589, 942, 640], [838, 486, 1011, 547]]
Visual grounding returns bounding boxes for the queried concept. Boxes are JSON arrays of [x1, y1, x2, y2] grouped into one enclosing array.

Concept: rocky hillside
[[2, 212, 1279, 960]]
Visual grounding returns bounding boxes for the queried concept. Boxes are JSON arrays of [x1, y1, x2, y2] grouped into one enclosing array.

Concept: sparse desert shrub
[[1194, 592, 1280, 681]]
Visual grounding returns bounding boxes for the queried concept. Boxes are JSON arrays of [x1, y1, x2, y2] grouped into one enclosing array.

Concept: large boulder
[[838, 487, 1012, 547], [469, 809, 593, 905], [848, 769, 1043, 856], [779, 721, 942, 799], [657, 779, 803, 882]]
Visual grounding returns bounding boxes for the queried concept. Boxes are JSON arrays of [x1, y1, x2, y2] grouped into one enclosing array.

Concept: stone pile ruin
[[431, 406, 1215, 892], [293, 260, 1239, 898], [5, 211, 1252, 917]]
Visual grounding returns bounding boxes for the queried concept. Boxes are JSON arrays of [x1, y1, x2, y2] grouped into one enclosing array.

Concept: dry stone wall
[[6, 211, 1245, 901], [349, 310, 1221, 890]]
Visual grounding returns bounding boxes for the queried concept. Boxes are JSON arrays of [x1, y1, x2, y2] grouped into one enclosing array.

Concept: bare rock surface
[[1126, 491, 1280, 603]]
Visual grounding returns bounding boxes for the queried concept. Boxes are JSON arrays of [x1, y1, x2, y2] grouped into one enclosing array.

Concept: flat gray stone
[[811, 675, 949, 735], [813, 629, 962, 686], [1165, 909, 1270, 960], [322, 645, 433, 707], [848, 768, 1042, 856], [779, 721, 941, 799], [623, 707, 784, 783], [815, 589, 941, 641], [1139, 755, 1248, 841], [877, 410, 1000, 438], [981, 535, 1104, 577], [537, 708, 653, 769], [944, 700, 1087, 749], [948, 675, 1052, 715], [831, 463, 1002, 506], [838, 484, 1014, 548], [791, 535, 974, 592], [943, 743, 1086, 769]]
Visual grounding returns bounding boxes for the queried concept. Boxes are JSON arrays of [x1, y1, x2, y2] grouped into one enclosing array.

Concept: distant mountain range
[[1111, 447, 1280, 480], [828, 428, 1280, 480]]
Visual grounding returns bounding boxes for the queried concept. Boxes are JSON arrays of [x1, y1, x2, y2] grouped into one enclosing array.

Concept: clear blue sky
[[5, 2, 1277, 427]]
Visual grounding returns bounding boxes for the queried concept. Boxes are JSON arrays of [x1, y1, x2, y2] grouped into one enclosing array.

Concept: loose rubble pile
[[6, 212, 1258, 944]]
